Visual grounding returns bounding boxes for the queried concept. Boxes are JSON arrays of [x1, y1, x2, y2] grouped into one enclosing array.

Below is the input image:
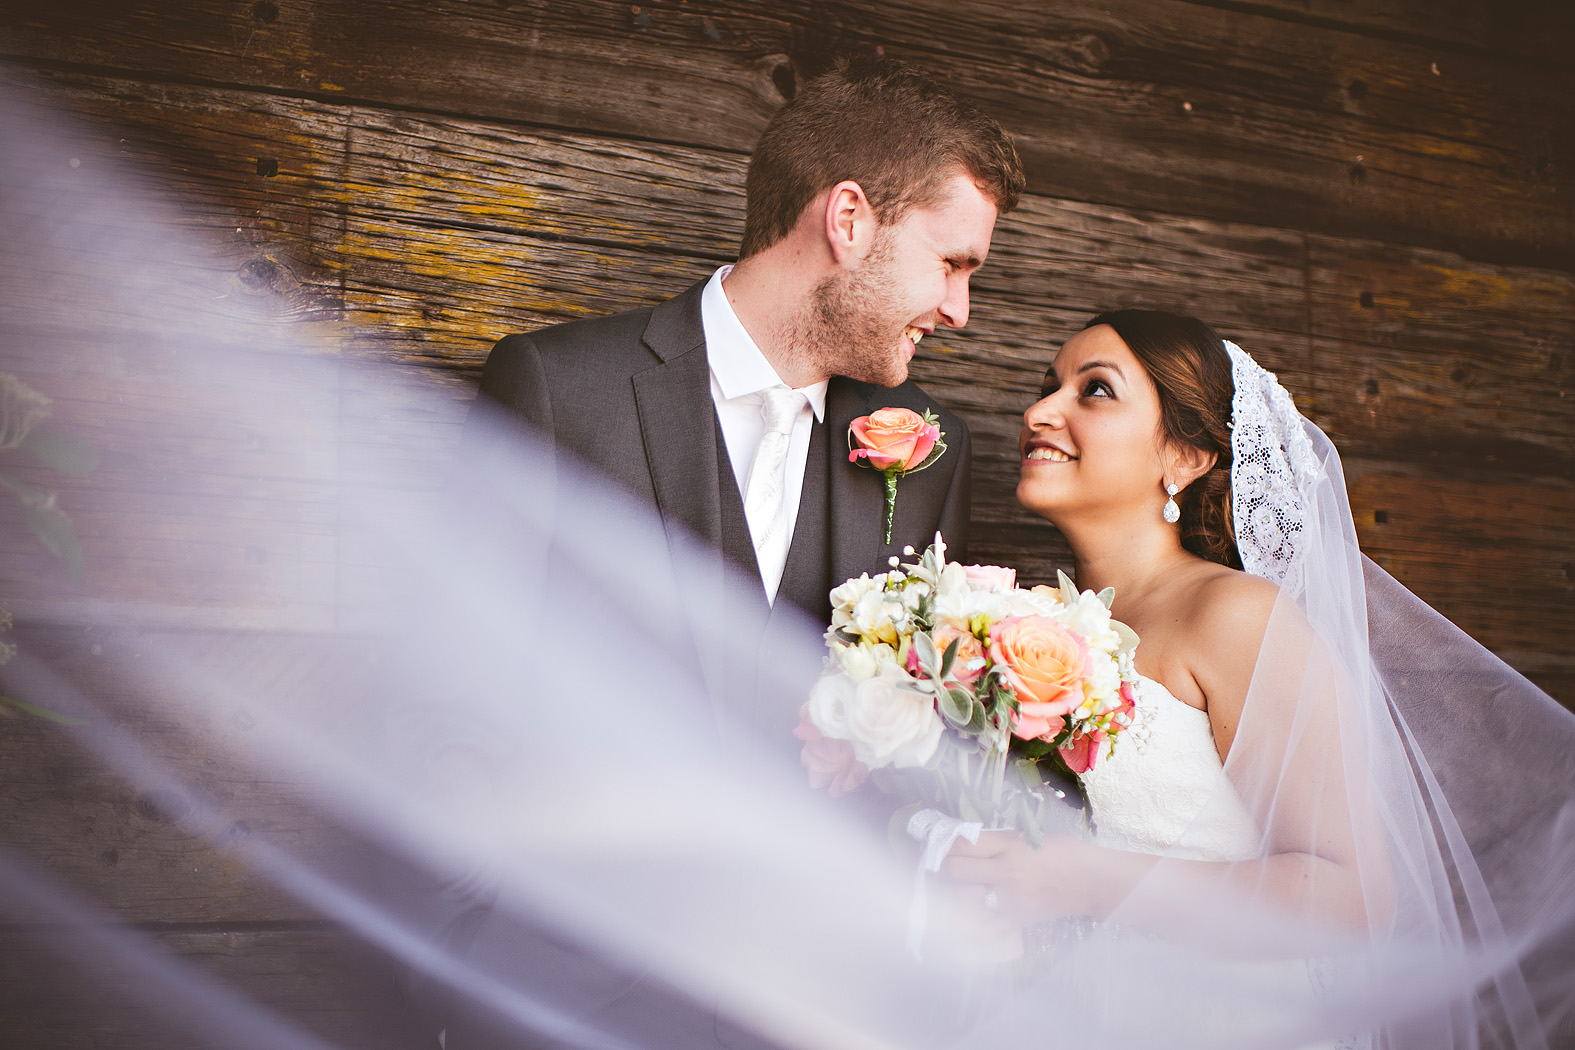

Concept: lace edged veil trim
[[1225, 340, 1325, 591]]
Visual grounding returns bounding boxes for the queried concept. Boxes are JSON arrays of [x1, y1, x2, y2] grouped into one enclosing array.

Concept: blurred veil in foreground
[[1, 75, 1572, 1050]]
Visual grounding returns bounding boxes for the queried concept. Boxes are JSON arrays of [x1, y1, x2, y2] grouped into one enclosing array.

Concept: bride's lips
[[1022, 439, 1076, 464]]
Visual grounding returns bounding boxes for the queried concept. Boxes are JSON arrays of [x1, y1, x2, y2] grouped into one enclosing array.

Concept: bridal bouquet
[[795, 536, 1140, 841]]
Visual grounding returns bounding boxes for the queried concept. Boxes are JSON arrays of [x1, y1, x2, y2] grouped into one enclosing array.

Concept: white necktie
[[742, 386, 804, 603]]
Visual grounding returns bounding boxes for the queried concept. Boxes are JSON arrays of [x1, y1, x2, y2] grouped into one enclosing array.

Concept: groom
[[467, 58, 1023, 749], [431, 59, 1023, 1050]]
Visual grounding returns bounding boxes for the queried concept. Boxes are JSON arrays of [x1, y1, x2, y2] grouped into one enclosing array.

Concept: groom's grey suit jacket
[[470, 276, 972, 745], [418, 278, 973, 1050]]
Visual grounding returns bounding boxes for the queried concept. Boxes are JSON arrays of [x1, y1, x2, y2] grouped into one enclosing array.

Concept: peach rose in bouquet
[[988, 616, 1092, 742]]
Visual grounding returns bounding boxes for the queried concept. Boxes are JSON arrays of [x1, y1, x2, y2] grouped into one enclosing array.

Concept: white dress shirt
[[700, 265, 828, 603]]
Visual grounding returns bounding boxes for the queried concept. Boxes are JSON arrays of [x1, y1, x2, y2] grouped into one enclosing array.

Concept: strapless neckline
[[1078, 675, 1263, 862]]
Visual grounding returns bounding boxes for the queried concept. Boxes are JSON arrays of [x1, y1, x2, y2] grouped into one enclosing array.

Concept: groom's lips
[[902, 326, 930, 360]]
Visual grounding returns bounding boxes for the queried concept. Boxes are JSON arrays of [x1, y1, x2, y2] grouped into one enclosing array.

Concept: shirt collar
[[700, 265, 827, 421]]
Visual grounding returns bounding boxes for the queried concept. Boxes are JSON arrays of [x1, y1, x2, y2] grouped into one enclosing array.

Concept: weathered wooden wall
[[1, 1, 1571, 1046]]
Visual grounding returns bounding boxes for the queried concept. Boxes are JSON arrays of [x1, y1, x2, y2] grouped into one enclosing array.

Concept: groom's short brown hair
[[738, 58, 1025, 258]]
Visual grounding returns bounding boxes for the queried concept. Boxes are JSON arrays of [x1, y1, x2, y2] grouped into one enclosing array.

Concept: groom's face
[[815, 171, 998, 387]]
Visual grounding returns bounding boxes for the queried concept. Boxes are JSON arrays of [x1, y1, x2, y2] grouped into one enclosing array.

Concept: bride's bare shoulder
[[1190, 564, 1280, 649]]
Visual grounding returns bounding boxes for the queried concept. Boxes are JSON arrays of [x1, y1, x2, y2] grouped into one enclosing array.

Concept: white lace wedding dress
[[1079, 674, 1259, 862], [1070, 675, 1347, 1050]]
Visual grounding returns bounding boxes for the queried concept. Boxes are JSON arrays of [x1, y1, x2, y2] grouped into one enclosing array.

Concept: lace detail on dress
[[1079, 676, 1261, 862], [1226, 341, 1325, 592]]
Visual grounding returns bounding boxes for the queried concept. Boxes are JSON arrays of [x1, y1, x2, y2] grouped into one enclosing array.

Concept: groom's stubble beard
[[797, 227, 910, 388]]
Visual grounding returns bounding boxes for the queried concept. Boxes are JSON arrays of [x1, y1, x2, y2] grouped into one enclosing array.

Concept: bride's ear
[[1167, 443, 1218, 493]]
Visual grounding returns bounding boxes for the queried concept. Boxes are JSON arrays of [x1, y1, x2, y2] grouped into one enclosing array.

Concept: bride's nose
[[1022, 391, 1065, 430]]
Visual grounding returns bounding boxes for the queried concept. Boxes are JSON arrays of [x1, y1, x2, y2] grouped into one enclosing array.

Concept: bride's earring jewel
[[1162, 483, 1181, 524], [983, 889, 999, 911]]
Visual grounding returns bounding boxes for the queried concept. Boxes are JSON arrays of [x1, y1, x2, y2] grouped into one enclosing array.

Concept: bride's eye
[[1082, 378, 1114, 399], [1039, 375, 1061, 398]]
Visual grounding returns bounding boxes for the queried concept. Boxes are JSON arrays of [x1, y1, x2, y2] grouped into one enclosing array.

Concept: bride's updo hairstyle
[[1084, 309, 1242, 570]]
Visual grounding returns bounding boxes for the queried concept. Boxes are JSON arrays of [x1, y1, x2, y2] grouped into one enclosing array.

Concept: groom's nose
[[937, 273, 971, 329]]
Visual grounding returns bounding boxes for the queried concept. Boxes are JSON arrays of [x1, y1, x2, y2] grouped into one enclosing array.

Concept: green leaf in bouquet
[[938, 684, 971, 727], [1113, 619, 1141, 654], [912, 630, 939, 677], [20, 429, 98, 474], [1096, 586, 1115, 609], [938, 633, 961, 679], [1014, 757, 1044, 785], [1056, 568, 1078, 599], [965, 696, 989, 733], [22, 499, 85, 580]]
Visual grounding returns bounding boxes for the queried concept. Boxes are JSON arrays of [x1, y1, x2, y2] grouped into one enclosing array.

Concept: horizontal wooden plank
[[0, 922, 422, 1050], [1344, 466, 1575, 658], [3, 0, 1571, 267], [1305, 235, 1574, 475], [1206, 0, 1575, 69]]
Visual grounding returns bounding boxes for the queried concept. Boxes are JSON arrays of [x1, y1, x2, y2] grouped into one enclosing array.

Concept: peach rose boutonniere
[[848, 407, 946, 544]]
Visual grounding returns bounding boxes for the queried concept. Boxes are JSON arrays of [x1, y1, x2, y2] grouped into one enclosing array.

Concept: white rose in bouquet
[[826, 665, 944, 771], [1003, 585, 1064, 620], [806, 671, 856, 740]]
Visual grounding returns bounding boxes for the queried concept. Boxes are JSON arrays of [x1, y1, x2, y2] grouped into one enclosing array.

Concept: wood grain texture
[[3, 0, 1571, 266], [0, 922, 421, 1050], [2, 72, 1568, 705], [1205, 0, 1575, 68], [0, 626, 378, 924]]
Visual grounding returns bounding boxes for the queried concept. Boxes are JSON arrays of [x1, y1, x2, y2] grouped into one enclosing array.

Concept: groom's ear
[[823, 180, 877, 265], [1168, 443, 1218, 492]]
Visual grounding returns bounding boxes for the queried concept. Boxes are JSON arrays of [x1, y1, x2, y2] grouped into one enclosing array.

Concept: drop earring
[[1162, 482, 1181, 524]]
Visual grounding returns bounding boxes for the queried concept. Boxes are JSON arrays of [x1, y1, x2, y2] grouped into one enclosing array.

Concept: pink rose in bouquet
[[848, 407, 939, 471], [962, 563, 1017, 592], [1057, 726, 1106, 775]]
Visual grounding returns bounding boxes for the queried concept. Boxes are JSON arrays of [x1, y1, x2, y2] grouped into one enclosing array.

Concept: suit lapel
[[825, 377, 890, 589], [631, 281, 734, 716], [632, 281, 721, 550]]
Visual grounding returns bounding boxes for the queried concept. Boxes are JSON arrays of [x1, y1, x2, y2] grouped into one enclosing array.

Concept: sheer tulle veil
[[1, 78, 1571, 1050]]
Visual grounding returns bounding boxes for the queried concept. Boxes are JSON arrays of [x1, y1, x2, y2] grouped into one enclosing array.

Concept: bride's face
[[1016, 324, 1168, 526]]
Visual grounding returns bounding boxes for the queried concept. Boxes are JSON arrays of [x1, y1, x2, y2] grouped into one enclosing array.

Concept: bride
[[939, 310, 1574, 1048]]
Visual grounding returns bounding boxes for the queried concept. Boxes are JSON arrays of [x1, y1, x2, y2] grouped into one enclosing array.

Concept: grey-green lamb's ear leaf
[[938, 634, 962, 679], [1057, 569, 1077, 597], [21, 429, 97, 474], [938, 686, 970, 727], [913, 630, 939, 676], [1097, 586, 1115, 609], [966, 698, 989, 733]]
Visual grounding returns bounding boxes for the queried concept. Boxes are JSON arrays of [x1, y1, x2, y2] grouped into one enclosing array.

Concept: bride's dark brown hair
[[1082, 309, 1242, 569]]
